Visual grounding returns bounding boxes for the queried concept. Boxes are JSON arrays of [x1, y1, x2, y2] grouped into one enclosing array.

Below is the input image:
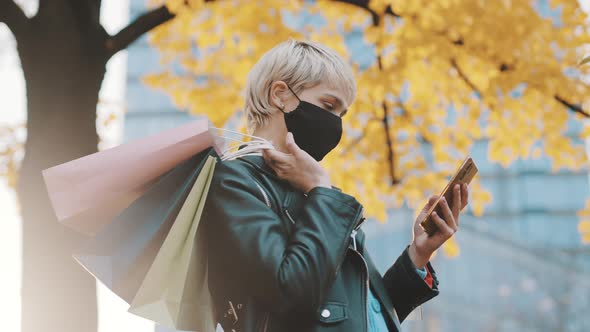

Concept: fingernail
[[433, 212, 438, 216], [455, 184, 460, 190]]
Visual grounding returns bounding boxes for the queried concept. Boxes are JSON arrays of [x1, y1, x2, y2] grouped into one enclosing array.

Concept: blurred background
[[1, 0, 589, 331]]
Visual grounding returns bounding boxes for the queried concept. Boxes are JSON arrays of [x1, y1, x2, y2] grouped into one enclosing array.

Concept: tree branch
[[450, 57, 501, 113], [554, 95, 590, 118], [330, 0, 400, 28], [382, 99, 399, 185], [448, 35, 589, 121], [0, 0, 28, 38], [395, 100, 432, 145], [105, 5, 175, 57], [523, 80, 590, 119], [332, 0, 400, 17], [454, 57, 590, 118], [450, 58, 481, 96]]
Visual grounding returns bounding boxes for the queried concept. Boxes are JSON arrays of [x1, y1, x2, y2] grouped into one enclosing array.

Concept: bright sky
[[1, 1, 590, 332]]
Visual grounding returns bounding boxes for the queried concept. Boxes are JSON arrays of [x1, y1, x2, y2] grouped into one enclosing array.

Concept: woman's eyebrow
[[324, 93, 348, 115], [324, 93, 344, 106]]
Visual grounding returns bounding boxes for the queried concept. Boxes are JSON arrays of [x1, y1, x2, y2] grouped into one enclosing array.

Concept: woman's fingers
[[262, 149, 299, 181], [422, 195, 439, 212], [428, 195, 439, 206], [262, 149, 288, 167], [261, 149, 276, 167], [431, 211, 455, 237], [416, 195, 439, 226], [262, 149, 282, 174], [284, 132, 303, 157], [461, 183, 469, 210], [438, 197, 457, 232], [261, 134, 330, 193]]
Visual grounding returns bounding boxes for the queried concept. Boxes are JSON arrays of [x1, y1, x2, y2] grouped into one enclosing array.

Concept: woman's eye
[[324, 103, 334, 110]]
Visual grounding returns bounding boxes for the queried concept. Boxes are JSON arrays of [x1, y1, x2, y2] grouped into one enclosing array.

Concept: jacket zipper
[[254, 178, 294, 224], [350, 246, 370, 332], [355, 206, 366, 230], [253, 179, 271, 208], [332, 205, 363, 278], [284, 208, 295, 224]]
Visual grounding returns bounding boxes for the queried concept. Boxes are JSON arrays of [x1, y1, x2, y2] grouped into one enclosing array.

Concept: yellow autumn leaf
[[578, 220, 590, 233]]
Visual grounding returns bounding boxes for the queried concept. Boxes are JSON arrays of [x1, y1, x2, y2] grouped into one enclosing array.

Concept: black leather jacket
[[202, 154, 440, 332]]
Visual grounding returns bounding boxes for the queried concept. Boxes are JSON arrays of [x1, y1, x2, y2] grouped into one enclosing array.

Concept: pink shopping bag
[[42, 118, 222, 236]]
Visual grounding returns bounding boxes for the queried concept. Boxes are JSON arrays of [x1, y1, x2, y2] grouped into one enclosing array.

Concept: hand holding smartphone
[[419, 157, 478, 236]]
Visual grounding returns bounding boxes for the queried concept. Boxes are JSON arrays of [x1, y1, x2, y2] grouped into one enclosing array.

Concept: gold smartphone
[[419, 157, 478, 236]]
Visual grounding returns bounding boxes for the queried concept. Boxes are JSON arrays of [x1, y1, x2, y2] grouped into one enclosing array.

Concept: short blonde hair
[[243, 39, 356, 135]]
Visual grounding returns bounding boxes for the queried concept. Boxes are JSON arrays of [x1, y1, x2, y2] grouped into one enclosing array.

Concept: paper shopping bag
[[128, 154, 217, 332], [42, 118, 222, 236], [72, 147, 217, 304]]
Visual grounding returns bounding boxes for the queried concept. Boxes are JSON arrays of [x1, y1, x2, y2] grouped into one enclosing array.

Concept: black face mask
[[278, 85, 343, 161]]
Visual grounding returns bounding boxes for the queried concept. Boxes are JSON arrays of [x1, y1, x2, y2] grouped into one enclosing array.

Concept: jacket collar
[[236, 154, 275, 175], [234, 144, 281, 180]]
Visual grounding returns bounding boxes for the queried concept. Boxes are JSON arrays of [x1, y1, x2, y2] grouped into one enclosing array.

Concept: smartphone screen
[[419, 157, 478, 236]]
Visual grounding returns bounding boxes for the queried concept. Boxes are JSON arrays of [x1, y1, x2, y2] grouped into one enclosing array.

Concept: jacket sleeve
[[203, 162, 364, 318], [382, 244, 440, 323]]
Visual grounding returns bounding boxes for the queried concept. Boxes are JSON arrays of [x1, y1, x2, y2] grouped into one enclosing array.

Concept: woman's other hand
[[408, 184, 469, 269], [262, 132, 332, 194]]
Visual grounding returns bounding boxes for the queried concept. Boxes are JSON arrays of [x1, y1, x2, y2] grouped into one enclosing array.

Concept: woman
[[202, 39, 469, 332]]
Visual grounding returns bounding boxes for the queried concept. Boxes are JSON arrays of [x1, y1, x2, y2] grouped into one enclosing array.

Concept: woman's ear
[[269, 80, 289, 110]]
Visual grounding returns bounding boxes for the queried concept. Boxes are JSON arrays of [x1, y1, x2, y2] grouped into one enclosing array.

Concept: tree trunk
[[15, 9, 108, 332], [0, 1, 177, 330]]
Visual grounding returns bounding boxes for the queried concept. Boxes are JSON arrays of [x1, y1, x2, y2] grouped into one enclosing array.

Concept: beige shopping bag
[[128, 155, 217, 332]]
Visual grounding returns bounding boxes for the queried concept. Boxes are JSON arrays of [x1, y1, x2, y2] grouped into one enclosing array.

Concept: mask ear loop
[[286, 84, 301, 103], [277, 84, 301, 115]]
